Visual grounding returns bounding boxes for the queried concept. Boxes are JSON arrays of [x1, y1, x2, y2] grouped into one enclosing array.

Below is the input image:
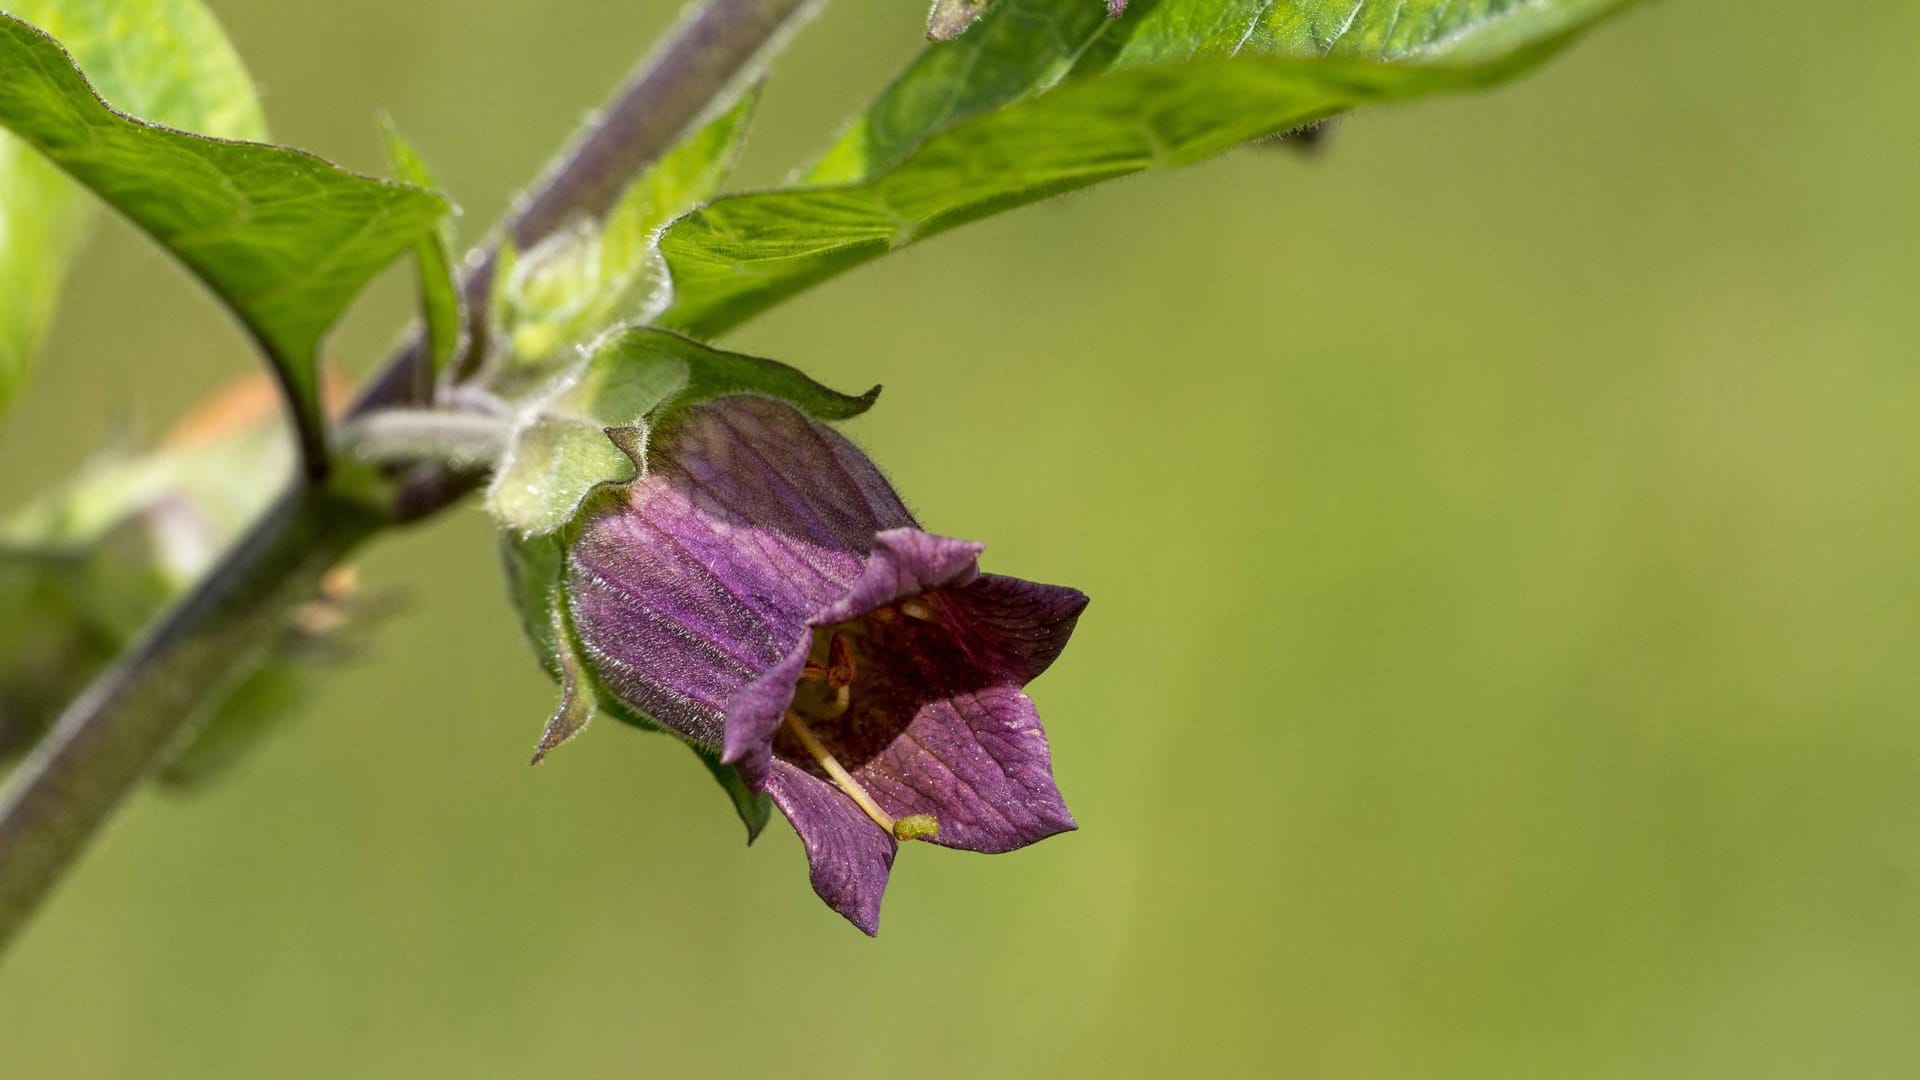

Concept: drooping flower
[[562, 394, 1085, 933]]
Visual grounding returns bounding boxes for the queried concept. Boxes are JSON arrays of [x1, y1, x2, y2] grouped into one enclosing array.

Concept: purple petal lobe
[[814, 528, 983, 625], [871, 687, 1077, 853], [943, 573, 1090, 685], [766, 760, 896, 934], [829, 639, 1079, 853], [720, 636, 811, 790]]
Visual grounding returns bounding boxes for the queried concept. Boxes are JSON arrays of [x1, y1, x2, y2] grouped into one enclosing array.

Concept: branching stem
[[0, 0, 815, 958]]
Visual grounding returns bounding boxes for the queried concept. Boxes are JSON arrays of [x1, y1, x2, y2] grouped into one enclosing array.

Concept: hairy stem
[[0, 0, 815, 957]]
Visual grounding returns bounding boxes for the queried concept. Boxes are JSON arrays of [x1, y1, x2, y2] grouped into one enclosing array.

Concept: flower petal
[[944, 573, 1089, 685], [855, 683, 1077, 853], [765, 759, 896, 934], [720, 636, 810, 790], [812, 528, 984, 625]]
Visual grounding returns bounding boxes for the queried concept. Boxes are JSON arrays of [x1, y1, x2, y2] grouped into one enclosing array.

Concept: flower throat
[[782, 613, 941, 842]]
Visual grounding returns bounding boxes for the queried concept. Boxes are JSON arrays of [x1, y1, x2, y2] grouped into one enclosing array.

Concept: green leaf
[[501, 86, 759, 364], [486, 327, 876, 537], [0, 0, 266, 414], [382, 120, 463, 382], [809, 0, 1111, 184], [597, 85, 758, 318], [0, 12, 450, 471], [660, 0, 1636, 337]]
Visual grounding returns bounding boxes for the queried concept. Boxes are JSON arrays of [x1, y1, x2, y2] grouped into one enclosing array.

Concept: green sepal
[[529, 591, 598, 763], [499, 530, 568, 670], [485, 327, 877, 538], [689, 743, 774, 844]]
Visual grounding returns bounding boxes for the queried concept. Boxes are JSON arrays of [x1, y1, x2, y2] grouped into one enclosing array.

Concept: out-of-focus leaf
[[660, 0, 1635, 336], [0, 0, 265, 414], [0, 376, 363, 782], [485, 326, 875, 537], [382, 120, 463, 382], [156, 662, 308, 788], [0, 13, 449, 470], [499, 222, 602, 366], [501, 87, 759, 364]]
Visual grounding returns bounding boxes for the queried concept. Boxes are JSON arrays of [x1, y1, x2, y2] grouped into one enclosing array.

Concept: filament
[[782, 710, 937, 841]]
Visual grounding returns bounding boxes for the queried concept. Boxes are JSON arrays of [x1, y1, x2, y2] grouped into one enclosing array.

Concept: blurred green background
[[5, 0, 1920, 1076]]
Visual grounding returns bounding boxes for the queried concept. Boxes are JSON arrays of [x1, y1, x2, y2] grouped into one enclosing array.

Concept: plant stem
[[0, 0, 815, 958], [357, 0, 815, 414], [0, 490, 381, 954]]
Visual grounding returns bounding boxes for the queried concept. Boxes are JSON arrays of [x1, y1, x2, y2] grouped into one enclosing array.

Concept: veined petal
[[941, 573, 1089, 686], [721, 636, 811, 790], [859, 684, 1077, 853], [766, 759, 896, 935], [812, 529, 983, 625]]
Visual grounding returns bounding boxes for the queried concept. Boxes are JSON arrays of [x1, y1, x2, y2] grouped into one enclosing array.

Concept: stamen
[[784, 711, 892, 832], [820, 684, 850, 719], [901, 599, 934, 621], [826, 633, 857, 688], [893, 814, 940, 841], [782, 710, 938, 842]]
